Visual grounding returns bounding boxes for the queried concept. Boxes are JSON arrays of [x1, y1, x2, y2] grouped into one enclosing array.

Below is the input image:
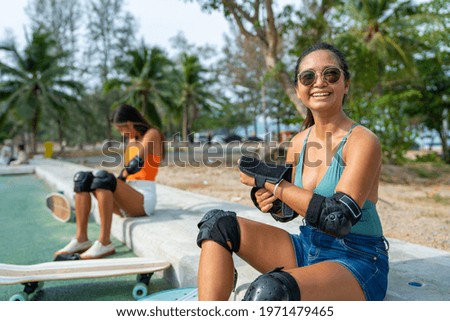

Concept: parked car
[[194, 132, 209, 143], [211, 134, 226, 144], [224, 134, 242, 143], [245, 136, 263, 142]]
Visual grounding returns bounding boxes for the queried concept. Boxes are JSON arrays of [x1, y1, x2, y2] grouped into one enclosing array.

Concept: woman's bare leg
[[198, 241, 235, 300], [75, 192, 91, 242], [85, 180, 146, 247], [288, 262, 365, 300], [93, 189, 114, 245], [112, 180, 146, 216], [236, 217, 298, 272], [197, 217, 297, 301]]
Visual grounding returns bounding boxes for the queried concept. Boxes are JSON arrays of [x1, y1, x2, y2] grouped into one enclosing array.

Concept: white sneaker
[[80, 240, 115, 259], [54, 238, 92, 257]]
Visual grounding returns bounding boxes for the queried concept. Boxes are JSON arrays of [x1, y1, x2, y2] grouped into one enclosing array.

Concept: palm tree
[[109, 43, 176, 128], [344, 0, 419, 94], [0, 29, 83, 153], [178, 53, 215, 141]]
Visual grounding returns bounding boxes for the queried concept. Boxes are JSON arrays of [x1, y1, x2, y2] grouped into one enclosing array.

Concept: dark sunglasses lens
[[323, 68, 341, 83], [299, 71, 316, 86]]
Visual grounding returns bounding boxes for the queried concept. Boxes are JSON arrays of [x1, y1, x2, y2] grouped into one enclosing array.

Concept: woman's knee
[[197, 209, 241, 253], [73, 171, 94, 193], [242, 267, 301, 301], [91, 170, 117, 192]]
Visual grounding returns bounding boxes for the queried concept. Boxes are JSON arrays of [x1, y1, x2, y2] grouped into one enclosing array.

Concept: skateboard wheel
[[136, 273, 153, 285], [132, 283, 148, 300], [9, 292, 28, 301]]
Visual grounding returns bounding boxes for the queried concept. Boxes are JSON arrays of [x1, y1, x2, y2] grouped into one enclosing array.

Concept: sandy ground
[[155, 164, 450, 252], [64, 146, 449, 252]]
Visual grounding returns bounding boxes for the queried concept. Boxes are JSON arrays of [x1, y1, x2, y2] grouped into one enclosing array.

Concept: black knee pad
[[73, 171, 94, 193], [90, 170, 117, 192], [243, 267, 301, 301], [196, 209, 241, 253]]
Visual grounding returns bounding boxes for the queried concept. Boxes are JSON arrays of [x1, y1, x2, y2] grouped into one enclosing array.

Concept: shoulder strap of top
[[340, 123, 359, 144], [335, 123, 359, 157], [303, 127, 313, 144], [297, 127, 313, 168]]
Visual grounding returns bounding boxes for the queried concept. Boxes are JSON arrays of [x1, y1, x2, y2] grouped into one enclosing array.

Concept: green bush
[[415, 152, 443, 163]]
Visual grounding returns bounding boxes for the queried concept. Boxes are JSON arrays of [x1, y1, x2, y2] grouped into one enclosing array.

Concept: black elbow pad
[[305, 192, 362, 237]]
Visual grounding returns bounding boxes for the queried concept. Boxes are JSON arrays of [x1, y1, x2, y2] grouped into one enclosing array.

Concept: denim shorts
[[290, 225, 389, 301]]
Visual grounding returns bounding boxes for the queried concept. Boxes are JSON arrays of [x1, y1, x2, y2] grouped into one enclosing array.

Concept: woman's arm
[[240, 130, 309, 214], [334, 126, 382, 207], [122, 128, 162, 178], [241, 126, 381, 217], [140, 128, 162, 159]]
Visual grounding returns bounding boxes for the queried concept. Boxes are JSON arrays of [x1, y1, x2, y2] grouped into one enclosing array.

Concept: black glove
[[250, 187, 298, 223], [239, 156, 292, 188], [240, 156, 296, 222], [125, 155, 144, 175], [117, 169, 126, 181]]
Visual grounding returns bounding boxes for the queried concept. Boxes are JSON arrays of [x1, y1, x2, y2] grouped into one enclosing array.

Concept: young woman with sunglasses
[[54, 104, 164, 259], [196, 43, 388, 301]]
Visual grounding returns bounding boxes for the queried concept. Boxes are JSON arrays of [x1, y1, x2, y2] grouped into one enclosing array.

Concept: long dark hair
[[294, 43, 351, 131], [112, 104, 165, 159]]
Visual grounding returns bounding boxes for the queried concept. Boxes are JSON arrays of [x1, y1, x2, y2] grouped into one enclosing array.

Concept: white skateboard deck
[[0, 257, 171, 300]]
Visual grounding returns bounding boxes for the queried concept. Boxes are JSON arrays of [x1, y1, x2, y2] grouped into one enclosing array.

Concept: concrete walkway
[[7, 158, 450, 300]]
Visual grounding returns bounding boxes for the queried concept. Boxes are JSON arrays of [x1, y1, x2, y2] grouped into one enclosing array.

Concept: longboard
[[45, 192, 72, 223], [0, 257, 171, 301], [139, 287, 198, 301]]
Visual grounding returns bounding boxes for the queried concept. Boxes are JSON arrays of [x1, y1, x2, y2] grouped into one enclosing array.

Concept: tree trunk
[[58, 119, 65, 153], [276, 116, 281, 143], [243, 102, 249, 137], [441, 107, 449, 163], [219, 0, 308, 119], [31, 85, 41, 154], [31, 112, 39, 155], [182, 104, 188, 142], [278, 70, 308, 117], [142, 90, 148, 117], [261, 83, 269, 142], [262, 48, 307, 118]]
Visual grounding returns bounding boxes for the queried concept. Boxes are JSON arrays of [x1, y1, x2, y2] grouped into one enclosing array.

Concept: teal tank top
[[294, 124, 383, 237]]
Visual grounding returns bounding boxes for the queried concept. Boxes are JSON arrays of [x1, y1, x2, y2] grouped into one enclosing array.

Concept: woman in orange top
[[54, 104, 164, 259]]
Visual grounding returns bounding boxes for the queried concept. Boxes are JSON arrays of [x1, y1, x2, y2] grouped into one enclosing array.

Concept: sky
[[0, 0, 231, 50], [0, 0, 297, 137], [0, 0, 432, 53], [127, 0, 230, 49]]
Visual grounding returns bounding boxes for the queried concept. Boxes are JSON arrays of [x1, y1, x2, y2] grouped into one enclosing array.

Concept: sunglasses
[[297, 66, 342, 86]]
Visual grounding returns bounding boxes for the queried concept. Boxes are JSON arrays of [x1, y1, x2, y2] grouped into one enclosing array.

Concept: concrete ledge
[[30, 158, 450, 300], [385, 239, 450, 300], [0, 165, 35, 175]]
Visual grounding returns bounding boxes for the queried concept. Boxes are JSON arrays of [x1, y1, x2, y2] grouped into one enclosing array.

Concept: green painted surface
[[0, 175, 170, 301]]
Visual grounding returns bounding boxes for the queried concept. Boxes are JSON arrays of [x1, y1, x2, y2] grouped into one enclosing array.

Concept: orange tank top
[[124, 145, 160, 182]]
